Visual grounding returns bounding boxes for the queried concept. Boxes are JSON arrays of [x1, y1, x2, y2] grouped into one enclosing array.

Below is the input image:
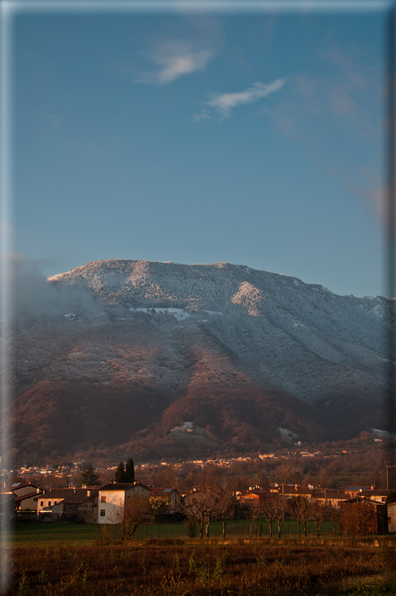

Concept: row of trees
[[183, 492, 382, 540], [116, 490, 378, 542], [182, 489, 237, 540], [179, 491, 384, 538], [182, 492, 336, 540]]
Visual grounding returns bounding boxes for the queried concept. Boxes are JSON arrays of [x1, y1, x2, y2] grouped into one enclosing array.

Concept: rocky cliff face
[[3, 260, 393, 463]]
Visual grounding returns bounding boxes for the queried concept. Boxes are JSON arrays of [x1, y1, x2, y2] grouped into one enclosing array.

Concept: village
[[3, 479, 394, 526], [1, 471, 396, 537]]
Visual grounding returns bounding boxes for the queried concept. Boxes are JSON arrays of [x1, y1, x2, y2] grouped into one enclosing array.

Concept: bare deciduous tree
[[246, 499, 263, 539], [273, 497, 284, 538], [117, 495, 150, 541], [258, 497, 283, 538], [213, 488, 238, 539], [182, 489, 218, 539], [308, 500, 326, 538], [323, 502, 340, 536], [287, 496, 308, 538]]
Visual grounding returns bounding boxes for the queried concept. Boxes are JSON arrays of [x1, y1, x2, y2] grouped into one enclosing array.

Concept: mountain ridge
[[2, 259, 392, 464]]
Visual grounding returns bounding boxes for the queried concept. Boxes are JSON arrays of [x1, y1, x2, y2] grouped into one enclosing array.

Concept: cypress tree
[[115, 461, 127, 483], [126, 458, 135, 483]]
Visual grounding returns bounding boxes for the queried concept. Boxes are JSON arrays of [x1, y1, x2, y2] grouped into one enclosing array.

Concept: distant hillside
[[2, 259, 393, 464]]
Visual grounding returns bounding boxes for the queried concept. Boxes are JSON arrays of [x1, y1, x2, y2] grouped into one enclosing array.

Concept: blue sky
[[13, 8, 386, 297]]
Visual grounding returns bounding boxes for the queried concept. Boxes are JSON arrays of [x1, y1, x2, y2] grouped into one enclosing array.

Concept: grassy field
[[2, 540, 396, 595], [5, 519, 338, 547], [4, 523, 100, 547]]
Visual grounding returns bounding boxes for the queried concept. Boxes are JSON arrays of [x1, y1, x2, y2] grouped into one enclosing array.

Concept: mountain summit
[[5, 259, 392, 463]]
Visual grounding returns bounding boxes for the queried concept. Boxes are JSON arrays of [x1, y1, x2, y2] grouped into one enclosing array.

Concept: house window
[[33, 498, 37, 502], [40, 501, 43, 506], [54, 501, 57, 505], [100, 510, 105, 517], [48, 501, 51, 507], [101, 496, 106, 503]]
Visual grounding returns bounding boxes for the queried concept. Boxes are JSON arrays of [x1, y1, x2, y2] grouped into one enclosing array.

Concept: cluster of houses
[[1, 481, 181, 526], [1, 481, 395, 533]]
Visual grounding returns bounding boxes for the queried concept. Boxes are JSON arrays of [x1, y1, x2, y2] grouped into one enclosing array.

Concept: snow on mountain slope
[[2, 259, 392, 463], [47, 259, 391, 404]]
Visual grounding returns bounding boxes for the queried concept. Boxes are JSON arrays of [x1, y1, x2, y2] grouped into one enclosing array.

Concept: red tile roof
[[40, 488, 98, 504], [10, 483, 39, 491]]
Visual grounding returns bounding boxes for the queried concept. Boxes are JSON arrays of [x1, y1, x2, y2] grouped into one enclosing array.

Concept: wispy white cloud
[[192, 79, 284, 121], [208, 79, 284, 115], [191, 109, 211, 122], [137, 41, 213, 85], [157, 50, 212, 84]]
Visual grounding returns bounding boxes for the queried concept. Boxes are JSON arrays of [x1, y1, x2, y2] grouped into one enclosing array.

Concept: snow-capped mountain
[[4, 259, 393, 463]]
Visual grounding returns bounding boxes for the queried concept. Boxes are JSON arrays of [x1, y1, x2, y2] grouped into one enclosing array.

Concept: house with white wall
[[388, 501, 396, 533], [14, 487, 42, 511], [98, 482, 150, 524]]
